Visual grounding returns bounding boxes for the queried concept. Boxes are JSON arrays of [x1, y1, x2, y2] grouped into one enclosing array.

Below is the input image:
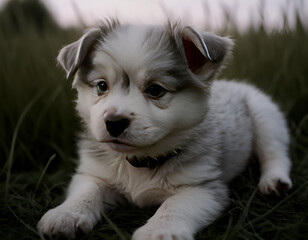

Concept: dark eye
[[96, 80, 108, 95], [144, 84, 167, 99]]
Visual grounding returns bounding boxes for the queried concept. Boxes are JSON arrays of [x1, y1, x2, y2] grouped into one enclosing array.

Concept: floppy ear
[[57, 28, 102, 79], [176, 26, 233, 79]]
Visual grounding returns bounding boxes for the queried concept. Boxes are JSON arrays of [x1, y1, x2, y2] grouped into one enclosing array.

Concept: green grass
[[1, 1, 308, 239]]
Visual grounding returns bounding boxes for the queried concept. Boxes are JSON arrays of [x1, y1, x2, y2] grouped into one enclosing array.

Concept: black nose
[[105, 118, 130, 138]]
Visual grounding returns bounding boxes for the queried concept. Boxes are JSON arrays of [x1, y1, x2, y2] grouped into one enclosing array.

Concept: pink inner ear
[[183, 39, 207, 73]]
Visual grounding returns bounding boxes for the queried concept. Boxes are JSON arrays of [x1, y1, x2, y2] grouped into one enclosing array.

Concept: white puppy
[[37, 20, 292, 240]]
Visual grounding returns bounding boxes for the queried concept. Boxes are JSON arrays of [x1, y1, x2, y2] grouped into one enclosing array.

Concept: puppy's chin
[[101, 128, 194, 159], [92, 130, 174, 155]]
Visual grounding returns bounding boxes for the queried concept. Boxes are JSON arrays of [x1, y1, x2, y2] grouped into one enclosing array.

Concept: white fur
[[38, 22, 292, 239]]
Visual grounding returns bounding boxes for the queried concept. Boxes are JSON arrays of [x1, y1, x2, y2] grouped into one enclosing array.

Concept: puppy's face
[[58, 21, 232, 156]]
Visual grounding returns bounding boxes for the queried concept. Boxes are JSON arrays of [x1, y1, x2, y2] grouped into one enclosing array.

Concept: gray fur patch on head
[[140, 26, 193, 90]]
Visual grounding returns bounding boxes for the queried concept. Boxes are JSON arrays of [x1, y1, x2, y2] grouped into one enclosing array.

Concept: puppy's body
[[38, 22, 292, 239]]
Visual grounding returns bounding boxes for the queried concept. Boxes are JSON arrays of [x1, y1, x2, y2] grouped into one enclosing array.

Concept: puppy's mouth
[[106, 139, 138, 152]]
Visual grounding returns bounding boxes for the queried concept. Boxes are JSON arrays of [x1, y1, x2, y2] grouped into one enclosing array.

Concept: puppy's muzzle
[[105, 118, 130, 138]]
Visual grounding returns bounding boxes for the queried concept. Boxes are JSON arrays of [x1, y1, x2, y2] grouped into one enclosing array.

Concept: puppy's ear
[[57, 28, 101, 79], [176, 26, 233, 79]]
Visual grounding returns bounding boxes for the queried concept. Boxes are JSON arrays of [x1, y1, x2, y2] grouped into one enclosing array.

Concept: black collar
[[126, 148, 181, 169]]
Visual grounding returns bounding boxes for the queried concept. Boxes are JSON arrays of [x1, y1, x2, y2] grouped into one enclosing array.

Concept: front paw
[[259, 172, 292, 196], [37, 204, 99, 239], [132, 224, 194, 240]]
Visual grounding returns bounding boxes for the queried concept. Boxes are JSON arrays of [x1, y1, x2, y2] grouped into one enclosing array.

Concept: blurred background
[[0, 0, 307, 239]]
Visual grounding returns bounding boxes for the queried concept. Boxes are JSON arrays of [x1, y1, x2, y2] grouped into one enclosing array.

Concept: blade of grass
[[101, 212, 127, 240], [221, 215, 233, 240], [7, 206, 45, 239], [4, 88, 46, 197], [34, 154, 56, 194], [227, 188, 258, 238], [33, 85, 63, 140], [238, 188, 258, 225]]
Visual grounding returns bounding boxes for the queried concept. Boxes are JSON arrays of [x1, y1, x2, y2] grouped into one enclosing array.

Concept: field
[[0, 1, 308, 239]]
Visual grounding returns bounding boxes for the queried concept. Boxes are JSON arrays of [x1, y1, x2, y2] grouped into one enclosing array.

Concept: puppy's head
[[57, 20, 233, 156]]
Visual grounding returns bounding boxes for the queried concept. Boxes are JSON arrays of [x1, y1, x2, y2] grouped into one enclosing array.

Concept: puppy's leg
[[132, 182, 228, 240], [247, 91, 292, 195], [37, 173, 122, 239]]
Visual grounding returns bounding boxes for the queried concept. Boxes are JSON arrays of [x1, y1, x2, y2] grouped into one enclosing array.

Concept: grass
[[0, 0, 308, 239]]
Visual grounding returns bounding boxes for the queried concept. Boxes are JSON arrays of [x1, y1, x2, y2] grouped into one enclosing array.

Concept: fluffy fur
[[37, 20, 292, 240]]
